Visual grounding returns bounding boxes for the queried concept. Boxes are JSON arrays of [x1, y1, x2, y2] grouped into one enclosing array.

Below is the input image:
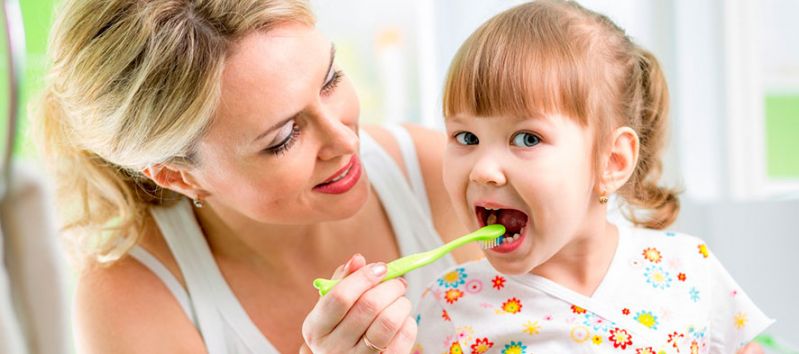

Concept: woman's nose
[[469, 154, 507, 186], [316, 114, 358, 161]]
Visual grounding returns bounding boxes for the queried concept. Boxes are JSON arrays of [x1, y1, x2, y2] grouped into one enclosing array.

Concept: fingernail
[[369, 263, 387, 278], [398, 277, 408, 288], [341, 257, 355, 273]]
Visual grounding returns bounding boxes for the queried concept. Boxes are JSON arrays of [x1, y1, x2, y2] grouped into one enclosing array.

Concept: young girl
[[414, 1, 772, 353]]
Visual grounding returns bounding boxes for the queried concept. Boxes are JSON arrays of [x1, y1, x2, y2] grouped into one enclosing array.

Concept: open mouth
[[476, 206, 529, 253]]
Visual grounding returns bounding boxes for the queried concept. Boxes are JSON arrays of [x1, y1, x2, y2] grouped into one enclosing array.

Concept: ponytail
[[618, 49, 680, 229]]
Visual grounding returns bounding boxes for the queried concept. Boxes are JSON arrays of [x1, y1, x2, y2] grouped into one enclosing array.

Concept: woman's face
[[188, 23, 368, 225]]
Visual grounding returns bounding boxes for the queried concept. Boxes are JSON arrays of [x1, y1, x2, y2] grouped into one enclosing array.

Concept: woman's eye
[[454, 131, 479, 145], [511, 132, 540, 147], [265, 122, 300, 156]]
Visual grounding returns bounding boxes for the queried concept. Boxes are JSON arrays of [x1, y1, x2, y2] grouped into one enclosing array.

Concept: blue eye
[[454, 131, 479, 145], [511, 132, 540, 147]]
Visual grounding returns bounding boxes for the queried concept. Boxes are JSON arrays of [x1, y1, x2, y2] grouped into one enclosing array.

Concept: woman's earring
[[192, 196, 204, 208], [599, 190, 609, 204]]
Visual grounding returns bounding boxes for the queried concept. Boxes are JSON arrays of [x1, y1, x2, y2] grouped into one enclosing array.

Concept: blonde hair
[[443, 0, 679, 229], [33, 0, 315, 263]]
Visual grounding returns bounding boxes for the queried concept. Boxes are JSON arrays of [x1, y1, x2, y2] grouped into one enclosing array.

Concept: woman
[[35, 0, 481, 353]]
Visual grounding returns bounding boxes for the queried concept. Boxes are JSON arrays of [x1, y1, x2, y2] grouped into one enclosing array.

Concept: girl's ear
[[141, 164, 208, 200], [600, 126, 640, 194]]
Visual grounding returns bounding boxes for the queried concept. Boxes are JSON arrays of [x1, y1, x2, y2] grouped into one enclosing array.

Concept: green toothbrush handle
[[312, 252, 434, 296]]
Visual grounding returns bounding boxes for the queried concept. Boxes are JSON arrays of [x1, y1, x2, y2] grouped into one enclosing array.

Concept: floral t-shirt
[[414, 225, 773, 354]]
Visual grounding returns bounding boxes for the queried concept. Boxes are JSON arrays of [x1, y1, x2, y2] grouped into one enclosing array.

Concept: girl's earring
[[599, 190, 609, 204], [192, 196, 204, 208]]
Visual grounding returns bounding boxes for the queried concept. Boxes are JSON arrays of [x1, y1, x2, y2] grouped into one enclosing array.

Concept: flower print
[[570, 326, 590, 343], [667, 331, 684, 348], [439, 268, 467, 288], [698, 244, 709, 258], [677, 273, 687, 281], [634, 311, 659, 330], [470, 338, 493, 354], [644, 265, 673, 290], [571, 304, 587, 314], [502, 297, 522, 313], [449, 341, 464, 354], [689, 287, 700, 302], [608, 328, 633, 349], [492, 275, 506, 290], [465, 279, 483, 294], [442, 309, 451, 321], [592, 335, 603, 345], [643, 248, 663, 263], [734, 312, 748, 329], [455, 326, 475, 344], [501, 298, 523, 314], [636, 347, 656, 354], [445, 289, 464, 304], [522, 320, 540, 335], [544, 314, 553, 321], [411, 343, 424, 354], [665, 231, 676, 237], [416, 314, 421, 324], [622, 308, 631, 316], [690, 340, 699, 354], [501, 341, 527, 354], [583, 312, 613, 333]]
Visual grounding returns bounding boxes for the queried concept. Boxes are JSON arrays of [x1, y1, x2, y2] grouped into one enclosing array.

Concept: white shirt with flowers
[[413, 225, 773, 354]]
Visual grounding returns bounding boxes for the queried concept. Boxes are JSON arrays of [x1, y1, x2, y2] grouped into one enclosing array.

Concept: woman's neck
[[193, 188, 381, 271]]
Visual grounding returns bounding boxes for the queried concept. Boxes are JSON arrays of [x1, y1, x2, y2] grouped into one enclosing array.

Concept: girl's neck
[[532, 220, 619, 297]]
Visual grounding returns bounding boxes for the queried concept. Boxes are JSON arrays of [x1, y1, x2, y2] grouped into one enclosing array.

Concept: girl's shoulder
[[623, 225, 712, 261]]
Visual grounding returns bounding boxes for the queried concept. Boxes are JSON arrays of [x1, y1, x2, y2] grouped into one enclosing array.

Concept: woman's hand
[[300, 254, 417, 354], [736, 342, 764, 354]]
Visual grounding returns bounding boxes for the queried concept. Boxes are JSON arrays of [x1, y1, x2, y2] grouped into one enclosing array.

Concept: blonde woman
[[35, 0, 481, 353]]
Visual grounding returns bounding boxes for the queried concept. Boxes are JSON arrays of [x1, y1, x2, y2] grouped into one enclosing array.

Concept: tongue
[[497, 209, 527, 234]]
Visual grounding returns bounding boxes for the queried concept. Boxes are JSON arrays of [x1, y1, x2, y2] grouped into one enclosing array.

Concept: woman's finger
[[382, 316, 418, 354], [303, 262, 388, 340], [325, 278, 408, 349], [357, 295, 412, 354]]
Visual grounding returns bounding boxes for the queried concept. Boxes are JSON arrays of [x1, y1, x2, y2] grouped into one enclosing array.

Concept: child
[[414, 1, 772, 353]]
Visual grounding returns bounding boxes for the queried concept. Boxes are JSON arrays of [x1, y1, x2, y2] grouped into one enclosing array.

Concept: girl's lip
[[313, 155, 362, 194], [473, 202, 529, 254]]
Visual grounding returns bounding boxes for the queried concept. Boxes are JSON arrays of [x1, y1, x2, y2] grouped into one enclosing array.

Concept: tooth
[[513, 233, 520, 240], [486, 214, 497, 225]]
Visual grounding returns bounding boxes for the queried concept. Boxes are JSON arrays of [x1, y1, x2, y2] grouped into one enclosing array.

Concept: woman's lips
[[313, 155, 362, 194]]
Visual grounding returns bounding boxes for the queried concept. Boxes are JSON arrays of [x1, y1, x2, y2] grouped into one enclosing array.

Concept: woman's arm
[[74, 258, 206, 354]]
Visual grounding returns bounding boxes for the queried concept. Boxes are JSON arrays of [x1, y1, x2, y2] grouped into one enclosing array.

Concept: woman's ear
[[142, 164, 207, 199], [600, 126, 640, 194]]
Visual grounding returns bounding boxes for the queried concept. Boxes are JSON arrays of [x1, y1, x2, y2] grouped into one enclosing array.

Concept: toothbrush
[[312, 224, 506, 296]]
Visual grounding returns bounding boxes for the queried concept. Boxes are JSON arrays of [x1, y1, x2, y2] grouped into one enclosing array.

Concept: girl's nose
[[469, 154, 507, 186]]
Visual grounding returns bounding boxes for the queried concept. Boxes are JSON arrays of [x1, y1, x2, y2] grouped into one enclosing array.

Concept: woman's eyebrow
[[323, 44, 335, 85], [251, 44, 337, 144]]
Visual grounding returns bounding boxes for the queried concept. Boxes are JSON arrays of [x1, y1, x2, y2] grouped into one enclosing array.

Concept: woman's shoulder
[[364, 124, 480, 263], [73, 224, 202, 353]]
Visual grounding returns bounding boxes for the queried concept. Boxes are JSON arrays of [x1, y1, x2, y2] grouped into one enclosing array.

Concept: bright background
[[2, 0, 797, 352]]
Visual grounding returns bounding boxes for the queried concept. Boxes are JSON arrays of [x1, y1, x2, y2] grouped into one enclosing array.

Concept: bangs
[[443, 4, 592, 124]]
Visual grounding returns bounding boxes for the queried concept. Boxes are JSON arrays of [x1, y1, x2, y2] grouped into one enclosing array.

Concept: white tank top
[[129, 127, 457, 354]]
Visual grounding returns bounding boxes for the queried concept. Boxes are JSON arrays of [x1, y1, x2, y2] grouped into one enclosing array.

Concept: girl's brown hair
[[33, 0, 315, 263], [443, 0, 678, 229]]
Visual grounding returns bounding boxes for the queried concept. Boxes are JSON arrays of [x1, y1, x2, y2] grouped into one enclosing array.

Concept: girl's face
[[188, 23, 368, 225], [443, 113, 600, 275]]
